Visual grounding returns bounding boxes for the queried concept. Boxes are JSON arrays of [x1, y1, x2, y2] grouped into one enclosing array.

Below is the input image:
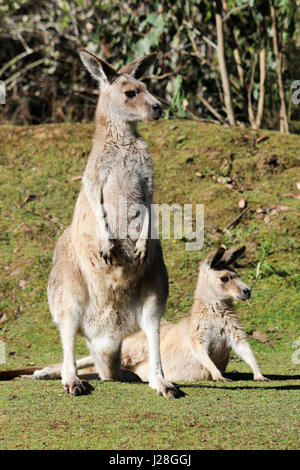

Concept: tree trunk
[[248, 54, 257, 128], [256, 47, 266, 129], [215, 0, 236, 126], [221, 0, 244, 87], [270, 1, 289, 133], [247, 49, 267, 130]]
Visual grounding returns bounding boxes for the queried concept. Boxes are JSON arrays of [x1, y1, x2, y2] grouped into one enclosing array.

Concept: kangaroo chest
[[200, 314, 233, 356], [102, 142, 154, 204]]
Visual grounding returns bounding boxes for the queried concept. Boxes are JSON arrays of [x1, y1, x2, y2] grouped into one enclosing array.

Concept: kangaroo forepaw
[[135, 239, 147, 264], [100, 240, 115, 265]]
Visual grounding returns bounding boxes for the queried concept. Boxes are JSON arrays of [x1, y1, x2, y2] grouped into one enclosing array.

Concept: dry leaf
[[182, 99, 189, 111], [86, 22, 94, 33], [238, 198, 246, 209], [19, 280, 28, 290], [13, 247, 21, 255], [72, 175, 82, 181], [296, 182, 300, 191], [269, 205, 289, 216], [23, 194, 38, 204], [264, 214, 271, 224], [10, 267, 24, 277], [269, 204, 288, 210], [256, 135, 268, 144], [45, 214, 59, 223], [252, 330, 268, 343], [284, 193, 300, 200], [0, 314, 8, 325]]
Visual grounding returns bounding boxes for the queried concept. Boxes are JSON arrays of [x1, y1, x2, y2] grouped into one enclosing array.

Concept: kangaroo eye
[[125, 90, 136, 98], [221, 276, 229, 283]]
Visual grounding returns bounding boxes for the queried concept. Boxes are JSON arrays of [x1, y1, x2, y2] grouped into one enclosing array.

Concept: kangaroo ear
[[79, 49, 118, 84], [208, 246, 226, 269], [223, 246, 246, 266], [119, 52, 156, 79]]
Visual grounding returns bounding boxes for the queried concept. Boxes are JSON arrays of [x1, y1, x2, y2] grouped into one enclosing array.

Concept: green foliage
[[0, 1, 299, 126], [255, 240, 276, 279], [165, 74, 188, 119]]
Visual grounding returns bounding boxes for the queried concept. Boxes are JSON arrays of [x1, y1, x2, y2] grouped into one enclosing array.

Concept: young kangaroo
[[33, 49, 178, 398], [121, 246, 269, 383]]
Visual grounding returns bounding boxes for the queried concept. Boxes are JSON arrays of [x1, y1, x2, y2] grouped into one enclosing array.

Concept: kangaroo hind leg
[[57, 311, 86, 395]]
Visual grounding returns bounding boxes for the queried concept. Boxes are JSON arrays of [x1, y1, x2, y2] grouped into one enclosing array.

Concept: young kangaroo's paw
[[134, 238, 147, 264], [149, 377, 180, 398], [63, 377, 85, 396], [254, 375, 270, 382], [213, 375, 232, 382], [33, 367, 60, 380], [100, 239, 115, 266]]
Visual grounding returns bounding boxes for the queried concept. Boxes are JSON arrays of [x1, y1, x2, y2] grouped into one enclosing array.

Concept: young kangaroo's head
[[79, 49, 161, 123], [199, 246, 251, 302]]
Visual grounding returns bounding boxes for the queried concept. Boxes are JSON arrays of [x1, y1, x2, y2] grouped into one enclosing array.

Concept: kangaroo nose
[[152, 102, 162, 118], [152, 103, 161, 112], [243, 288, 251, 298]]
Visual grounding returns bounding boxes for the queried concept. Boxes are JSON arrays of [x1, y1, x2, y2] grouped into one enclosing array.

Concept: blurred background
[[0, 0, 299, 132]]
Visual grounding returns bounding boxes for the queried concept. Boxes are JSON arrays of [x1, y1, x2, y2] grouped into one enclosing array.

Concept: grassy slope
[[0, 120, 299, 450]]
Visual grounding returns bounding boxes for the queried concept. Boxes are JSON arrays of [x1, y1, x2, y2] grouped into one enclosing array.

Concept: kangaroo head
[[79, 49, 161, 123], [200, 246, 251, 302]]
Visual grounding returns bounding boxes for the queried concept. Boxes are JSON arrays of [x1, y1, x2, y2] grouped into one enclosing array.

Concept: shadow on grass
[[179, 372, 300, 392], [74, 375, 187, 398], [226, 372, 300, 381], [78, 372, 300, 395], [80, 381, 95, 395]]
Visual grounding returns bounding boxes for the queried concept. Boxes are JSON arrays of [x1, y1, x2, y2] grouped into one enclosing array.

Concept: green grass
[[0, 120, 299, 450]]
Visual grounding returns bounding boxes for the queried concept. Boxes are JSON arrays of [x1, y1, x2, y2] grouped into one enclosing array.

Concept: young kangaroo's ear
[[209, 246, 226, 269], [119, 52, 156, 79], [223, 246, 246, 266], [79, 48, 118, 84]]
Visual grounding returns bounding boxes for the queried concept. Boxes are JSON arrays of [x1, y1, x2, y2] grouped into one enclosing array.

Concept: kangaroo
[[32, 49, 178, 398], [2, 247, 268, 384], [121, 246, 269, 383]]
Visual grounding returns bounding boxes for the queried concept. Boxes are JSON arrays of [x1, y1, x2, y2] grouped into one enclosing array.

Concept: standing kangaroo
[[35, 49, 178, 398], [121, 246, 269, 383]]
